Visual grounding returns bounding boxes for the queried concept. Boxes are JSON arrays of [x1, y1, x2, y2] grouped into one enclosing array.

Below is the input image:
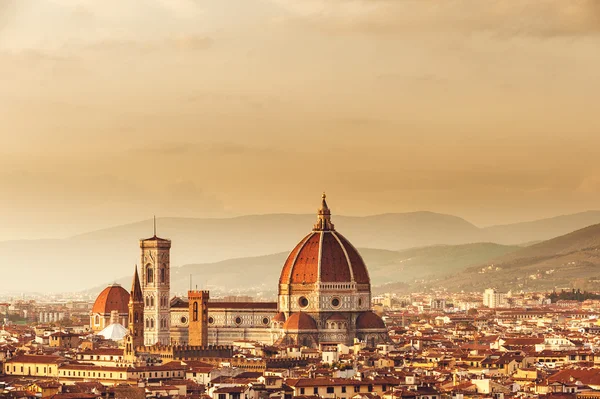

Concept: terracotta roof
[[6, 354, 65, 365], [279, 196, 370, 286], [279, 231, 370, 285], [356, 312, 386, 330], [283, 312, 318, 331], [91, 284, 130, 315], [273, 312, 286, 322]]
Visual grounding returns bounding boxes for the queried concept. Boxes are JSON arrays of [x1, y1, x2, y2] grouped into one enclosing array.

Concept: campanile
[[140, 221, 172, 346]]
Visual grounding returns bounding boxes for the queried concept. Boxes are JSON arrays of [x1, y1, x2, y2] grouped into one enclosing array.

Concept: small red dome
[[92, 284, 130, 315], [283, 312, 317, 331], [356, 312, 386, 330], [273, 312, 286, 323]]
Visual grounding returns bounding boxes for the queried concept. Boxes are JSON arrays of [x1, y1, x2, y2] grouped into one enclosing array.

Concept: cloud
[[270, 0, 600, 37]]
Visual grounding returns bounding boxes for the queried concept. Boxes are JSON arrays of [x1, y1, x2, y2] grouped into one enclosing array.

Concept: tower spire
[[130, 264, 143, 303], [313, 192, 335, 231], [153, 215, 156, 237]]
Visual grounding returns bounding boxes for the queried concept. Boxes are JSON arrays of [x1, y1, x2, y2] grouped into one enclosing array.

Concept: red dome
[[356, 312, 386, 330], [92, 284, 130, 315], [273, 312, 286, 322], [283, 312, 318, 331], [279, 231, 370, 285]]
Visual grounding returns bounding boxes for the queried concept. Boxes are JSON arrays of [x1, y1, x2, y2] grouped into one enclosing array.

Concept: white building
[[483, 288, 507, 308]]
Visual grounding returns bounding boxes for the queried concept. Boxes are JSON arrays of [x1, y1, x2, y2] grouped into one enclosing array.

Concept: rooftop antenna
[[153, 215, 157, 237], [190, 274, 192, 291]]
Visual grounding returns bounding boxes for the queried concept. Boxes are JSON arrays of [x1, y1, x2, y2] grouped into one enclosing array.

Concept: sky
[[1, 0, 600, 240]]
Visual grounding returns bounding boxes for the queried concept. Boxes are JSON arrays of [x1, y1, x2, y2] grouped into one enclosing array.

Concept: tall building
[[140, 232, 172, 346], [274, 194, 390, 347], [188, 290, 209, 346], [483, 288, 506, 309]]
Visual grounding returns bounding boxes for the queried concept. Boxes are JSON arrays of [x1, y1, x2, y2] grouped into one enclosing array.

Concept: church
[[91, 194, 389, 349]]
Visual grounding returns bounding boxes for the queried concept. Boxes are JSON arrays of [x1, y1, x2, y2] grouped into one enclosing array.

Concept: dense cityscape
[[3, 1, 599, 399], [2, 197, 600, 399]]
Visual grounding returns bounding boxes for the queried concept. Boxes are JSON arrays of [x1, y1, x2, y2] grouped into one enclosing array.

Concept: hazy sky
[[1, 0, 600, 240]]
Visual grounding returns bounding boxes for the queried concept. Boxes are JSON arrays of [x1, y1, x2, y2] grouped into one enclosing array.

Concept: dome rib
[[278, 195, 371, 286], [280, 232, 315, 284], [331, 231, 354, 283], [316, 231, 324, 283], [336, 233, 370, 284]]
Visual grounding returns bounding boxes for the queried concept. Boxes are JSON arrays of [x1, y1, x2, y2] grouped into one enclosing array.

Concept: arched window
[[95, 315, 100, 325], [150, 319, 154, 328], [146, 264, 154, 284], [193, 301, 198, 322], [160, 266, 166, 283], [150, 296, 154, 307], [145, 319, 149, 328]]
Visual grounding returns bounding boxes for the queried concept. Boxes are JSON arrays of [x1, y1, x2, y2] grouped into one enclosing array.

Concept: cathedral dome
[[92, 284, 130, 315], [283, 312, 318, 331], [356, 311, 386, 330], [279, 194, 370, 286]]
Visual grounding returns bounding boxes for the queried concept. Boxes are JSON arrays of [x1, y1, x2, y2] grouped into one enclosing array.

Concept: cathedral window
[[193, 302, 198, 321], [298, 297, 309, 308], [95, 315, 100, 325], [160, 266, 166, 283], [146, 265, 154, 284]]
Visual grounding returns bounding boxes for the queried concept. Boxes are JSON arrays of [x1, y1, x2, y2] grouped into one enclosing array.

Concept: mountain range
[[3, 210, 600, 293], [433, 222, 600, 293]]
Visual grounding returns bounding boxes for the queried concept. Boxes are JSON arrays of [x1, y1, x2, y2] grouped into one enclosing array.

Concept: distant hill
[[482, 210, 600, 245], [2, 210, 600, 293], [435, 222, 600, 292], [88, 242, 520, 299]]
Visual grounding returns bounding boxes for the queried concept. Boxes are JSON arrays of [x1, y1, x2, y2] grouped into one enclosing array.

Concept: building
[[90, 194, 391, 352], [140, 231, 172, 346], [483, 288, 506, 309], [272, 194, 390, 347], [90, 284, 130, 332]]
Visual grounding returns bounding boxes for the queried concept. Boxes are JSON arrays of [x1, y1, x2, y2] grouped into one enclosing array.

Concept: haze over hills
[[88, 242, 520, 298], [2, 210, 600, 293], [436, 222, 600, 293]]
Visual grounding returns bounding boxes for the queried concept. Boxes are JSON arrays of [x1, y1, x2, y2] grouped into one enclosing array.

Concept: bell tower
[[188, 290, 209, 346], [128, 265, 144, 348], [140, 218, 172, 346]]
